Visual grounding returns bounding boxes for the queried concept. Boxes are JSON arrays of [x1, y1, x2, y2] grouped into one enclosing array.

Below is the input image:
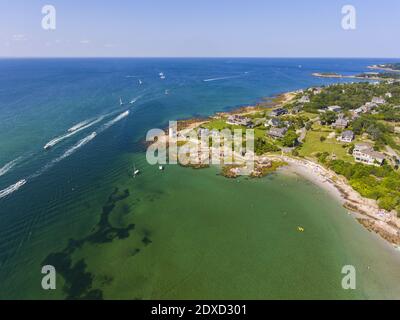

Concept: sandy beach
[[273, 155, 400, 247]]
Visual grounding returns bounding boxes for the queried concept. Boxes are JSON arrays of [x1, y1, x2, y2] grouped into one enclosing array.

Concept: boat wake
[[101, 110, 129, 130], [203, 75, 239, 82], [67, 120, 91, 133], [31, 132, 98, 178], [44, 116, 104, 150], [129, 95, 142, 104], [5, 111, 130, 191], [0, 157, 22, 177], [55, 132, 97, 162], [0, 179, 27, 199]]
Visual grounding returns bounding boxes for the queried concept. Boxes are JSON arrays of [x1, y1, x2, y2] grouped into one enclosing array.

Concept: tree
[[282, 130, 298, 147], [320, 111, 337, 125], [254, 138, 279, 155]]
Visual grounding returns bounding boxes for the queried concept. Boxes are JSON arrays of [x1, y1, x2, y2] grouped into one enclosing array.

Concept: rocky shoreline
[[147, 90, 400, 249]]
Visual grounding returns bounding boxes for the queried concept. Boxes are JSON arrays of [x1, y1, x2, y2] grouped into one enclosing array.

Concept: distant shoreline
[[367, 65, 400, 73], [312, 72, 386, 81]]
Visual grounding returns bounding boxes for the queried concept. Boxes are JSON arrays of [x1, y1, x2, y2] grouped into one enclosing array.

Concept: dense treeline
[[254, 138, 280, 155], [303, 82, 400, 112], [351, 115, 399, 151], [324, 159, 400, 214]]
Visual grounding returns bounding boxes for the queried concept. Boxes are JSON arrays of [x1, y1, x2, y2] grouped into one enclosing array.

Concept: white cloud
[[79, 40, 90, 44]]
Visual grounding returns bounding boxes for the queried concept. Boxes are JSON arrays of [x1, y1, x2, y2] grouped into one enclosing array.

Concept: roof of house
[[341, 130, 354, 137], [355, 142, 373, 149], [363, 150, 385, 160], [270, 108, 287, 115], [269, 127, 287, 137], [269, 118, 281, 125], [334, 118, 349, 126]]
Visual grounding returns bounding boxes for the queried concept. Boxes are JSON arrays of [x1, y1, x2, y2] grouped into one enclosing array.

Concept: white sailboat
[[138, 79, 143, 85], [159, 72, 166, 79], [119, 97, 124, 106]]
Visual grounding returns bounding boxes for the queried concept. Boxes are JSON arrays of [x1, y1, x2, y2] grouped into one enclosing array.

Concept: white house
[[226, 115, 251, 126], [371, 97, 386, 105], [337, 130, 354, 143], [298, 95, 310, 103], [353, 143, 385, 166]]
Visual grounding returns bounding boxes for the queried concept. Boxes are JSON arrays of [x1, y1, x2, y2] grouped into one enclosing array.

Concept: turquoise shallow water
[[1, 58, 400, 299]]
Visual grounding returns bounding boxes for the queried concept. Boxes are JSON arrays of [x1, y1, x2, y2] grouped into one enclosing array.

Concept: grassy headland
[[163, 71, 400, 246]]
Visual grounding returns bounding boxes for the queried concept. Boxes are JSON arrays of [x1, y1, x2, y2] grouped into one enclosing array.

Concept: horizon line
[[0, 56, 399, 60]]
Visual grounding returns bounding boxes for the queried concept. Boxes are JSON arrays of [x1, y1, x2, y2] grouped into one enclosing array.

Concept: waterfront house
[[312, 87, 323, 95], [270, 108, 288, 117], [353, 143, 385, 166], [298, 95, 310, 103], [268, 127, 288, 139], [246, 121, 255, 129], [337, 130, 354, 143], [226, 115, 252, 126], [292, 105, 303, 114], [266, 118, 282, 127]]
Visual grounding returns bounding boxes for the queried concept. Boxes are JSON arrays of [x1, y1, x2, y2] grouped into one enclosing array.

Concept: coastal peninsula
[[152, 69, 400, 248]]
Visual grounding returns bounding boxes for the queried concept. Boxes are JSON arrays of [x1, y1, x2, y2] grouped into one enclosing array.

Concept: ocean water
[[1, 58, 400, 299]]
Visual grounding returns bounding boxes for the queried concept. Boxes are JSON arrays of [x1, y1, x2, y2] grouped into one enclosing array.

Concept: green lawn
[[299, 130, 354, 162], [202, 118, 231, 130], [202, 119, 268, 138]]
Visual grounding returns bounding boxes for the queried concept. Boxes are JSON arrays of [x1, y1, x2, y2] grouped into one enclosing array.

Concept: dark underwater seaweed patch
[[130, 248, 141, 256], [142, 236, 152, 246], [42, 187, 135, 299]]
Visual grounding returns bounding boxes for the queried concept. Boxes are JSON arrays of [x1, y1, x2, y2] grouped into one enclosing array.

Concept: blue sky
[[0, 0, 399, 57]]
